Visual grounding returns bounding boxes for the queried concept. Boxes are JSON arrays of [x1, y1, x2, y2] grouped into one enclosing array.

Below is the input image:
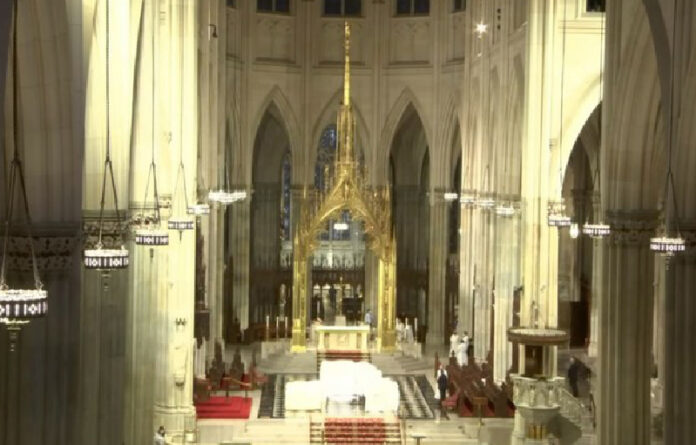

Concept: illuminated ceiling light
[[582, 223, 611, 238], [650, 225, 685, 256], [187, 203, 210, 215], [443, 192, 458, 202], [475, 22, 488, 36], [83, 0, 129, 269], [135, 229, 169, 246], [208, 189, 248, 204], [0, 0, 48, 327], [168, 218, 195, 231], [547, 200, 571, 227], [84, 246, 130, 270], [333, 222, 349, 231], [495, 203, 515, 217], [459, 190, 477, 207], [477, 195, 496, 210]]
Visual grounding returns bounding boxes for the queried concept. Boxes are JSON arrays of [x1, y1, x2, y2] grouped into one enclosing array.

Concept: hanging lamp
[[0, 0, 48, 324], [84, 0, 130, 269], [134, 5, 168, 247], [548, 0, 572, 229], [583, 11, 611, 239], [168, 14, 197, 233], [651, 0, 685, 258]]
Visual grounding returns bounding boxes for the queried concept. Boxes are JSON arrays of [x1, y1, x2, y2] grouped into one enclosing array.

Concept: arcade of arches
[[0, 0, 695, 444]]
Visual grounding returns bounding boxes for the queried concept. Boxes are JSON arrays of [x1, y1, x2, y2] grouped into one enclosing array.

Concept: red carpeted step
[[195, 396, 252, 419]]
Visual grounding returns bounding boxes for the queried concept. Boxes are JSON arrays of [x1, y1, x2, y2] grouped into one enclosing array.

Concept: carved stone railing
[[511, 374, 564, 409], [557, 386, 594, 431]]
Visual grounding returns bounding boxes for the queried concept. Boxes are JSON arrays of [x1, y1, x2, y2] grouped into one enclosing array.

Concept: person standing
[[449, 331, 459, 358], [567, 357, 580, 397], [436, 364, 449, 419], [154, 426, 166, 445], [457, 338, 468, 367], [364, 309, 373, 340]]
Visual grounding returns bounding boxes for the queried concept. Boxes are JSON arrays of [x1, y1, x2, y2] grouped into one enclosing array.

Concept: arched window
[[396, 0, 429, 15], [586, 0, 605, 12], [258, 0, 290, 13], [280, 152, 292, 241], [324, 0, 362, 16], [453, 0, 465, 12]]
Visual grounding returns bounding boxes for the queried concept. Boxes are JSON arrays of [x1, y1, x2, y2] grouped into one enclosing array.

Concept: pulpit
[[315, 325, 370, 352]]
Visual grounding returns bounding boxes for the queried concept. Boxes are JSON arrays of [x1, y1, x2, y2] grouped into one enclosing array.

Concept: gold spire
[[343, 21, 351, 107]]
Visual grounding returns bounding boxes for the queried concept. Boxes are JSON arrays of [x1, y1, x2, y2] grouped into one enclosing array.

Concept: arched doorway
[[558, 106, 600, 349], [246, 104, 293, 334], [389, 103, 430, 337]]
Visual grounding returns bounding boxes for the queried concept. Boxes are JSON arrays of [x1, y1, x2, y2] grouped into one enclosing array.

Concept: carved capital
[[606, 209, 660, 246], [2, 224, 81, 272]]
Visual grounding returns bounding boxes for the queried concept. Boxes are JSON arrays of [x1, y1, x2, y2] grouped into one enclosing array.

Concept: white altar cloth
[[285, 360, 400, 414], [285, 380, 323, 410]]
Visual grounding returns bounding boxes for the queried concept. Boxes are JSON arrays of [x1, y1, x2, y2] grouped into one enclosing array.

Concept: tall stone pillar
[[597, 210, 657, 445], [427, 193, 448, 345], [662, 225, 696, 443], [588, 193, 603, 358], [493, 213, 514, 383], [459, 204, 475, 336], [230, 198, 251, 331]]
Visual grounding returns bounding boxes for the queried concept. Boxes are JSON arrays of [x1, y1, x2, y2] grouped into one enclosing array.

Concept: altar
[[315, 324, 370, 352]]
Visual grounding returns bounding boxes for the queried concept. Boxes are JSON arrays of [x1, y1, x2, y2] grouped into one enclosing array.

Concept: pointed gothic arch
[[250, 86, 303, 180], [378, 88, 432, 180]]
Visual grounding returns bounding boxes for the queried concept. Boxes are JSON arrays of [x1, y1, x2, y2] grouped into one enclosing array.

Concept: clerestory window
[[453, 0, 466, 12], [396, 0, 429, 15], [324, 0, 362, 17], [258, 0, 290, 13]]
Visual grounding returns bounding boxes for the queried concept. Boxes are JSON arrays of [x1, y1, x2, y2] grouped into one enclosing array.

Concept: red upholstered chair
[[249, 364, 268, 389]]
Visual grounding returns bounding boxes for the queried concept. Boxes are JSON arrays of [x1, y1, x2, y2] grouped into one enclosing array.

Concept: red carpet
[[310, 418, 402, 444], [195, 396, 252, 419]]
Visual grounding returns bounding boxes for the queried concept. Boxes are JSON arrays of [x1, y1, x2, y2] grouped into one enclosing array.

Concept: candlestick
[[284, 316, 288, 338], [266, 315, 270, 341], [276, 316, 279, 340], [415, 317, 418, 342]]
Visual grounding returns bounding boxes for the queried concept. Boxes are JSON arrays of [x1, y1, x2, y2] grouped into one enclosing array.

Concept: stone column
[[662, 225, 696, 443], [493, 212, 514, 383], [459, 204, 475, 336], [597, 210, 657, 445], [427, 193, 448, 345], [229, 199, 251, 332], [588, 193, 603, 358]]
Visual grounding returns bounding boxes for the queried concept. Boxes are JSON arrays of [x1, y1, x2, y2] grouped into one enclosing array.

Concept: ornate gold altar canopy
[[291, 22, 396, 351]]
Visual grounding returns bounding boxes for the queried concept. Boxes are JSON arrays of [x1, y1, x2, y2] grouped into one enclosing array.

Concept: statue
[[172, 332, 189, 387]]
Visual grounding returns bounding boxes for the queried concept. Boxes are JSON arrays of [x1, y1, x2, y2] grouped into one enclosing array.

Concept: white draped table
[[285, 360, 400, 414], [315, 324, 370, 352]]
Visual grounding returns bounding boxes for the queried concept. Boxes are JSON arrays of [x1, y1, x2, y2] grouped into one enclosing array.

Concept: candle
[[276, 316, 279, 339], [415, 317, 418, 340], [284, 316, 288, 337]]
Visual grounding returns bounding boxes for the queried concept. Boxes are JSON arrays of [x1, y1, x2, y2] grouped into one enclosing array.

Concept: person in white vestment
[[457, 338, 468, 367], [449, 331, 459, 358], [154, 426, 166, 445], [462, 331, 470, 362]]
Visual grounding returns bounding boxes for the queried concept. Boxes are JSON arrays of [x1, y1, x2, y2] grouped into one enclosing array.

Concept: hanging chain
[[0, 0, 43, 290], [557, 0, 569, 194], [139, 0, 162, 225], [591, 9, 606, 220], [96, 0, 125, 247], [664, 0, 682, 236]]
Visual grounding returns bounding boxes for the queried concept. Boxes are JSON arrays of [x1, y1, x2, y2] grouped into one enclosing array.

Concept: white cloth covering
[[286, 360, 399, 414]]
